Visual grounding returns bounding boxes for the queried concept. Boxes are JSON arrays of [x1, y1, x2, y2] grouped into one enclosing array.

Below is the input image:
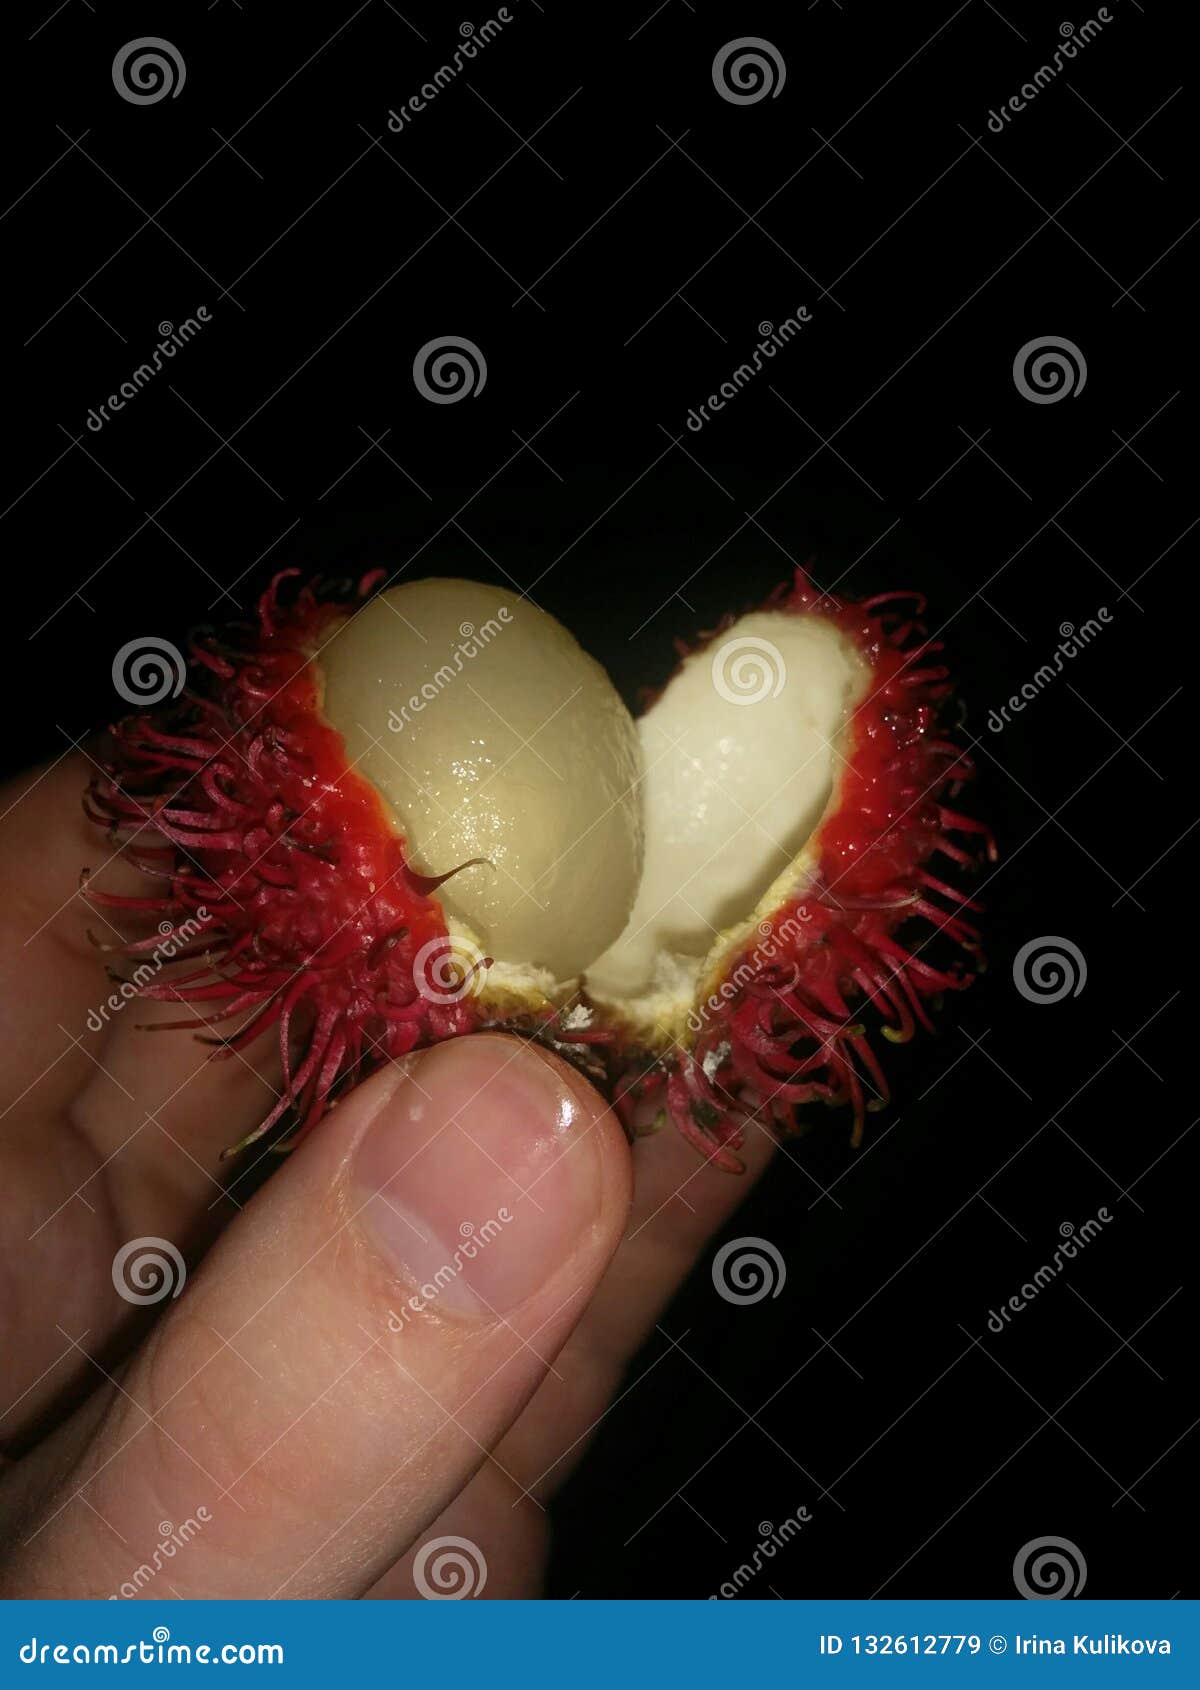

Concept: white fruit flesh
[[584, 612, 868, 1007], [319, 581, 868, 1016], [319, 579, 644, 980]]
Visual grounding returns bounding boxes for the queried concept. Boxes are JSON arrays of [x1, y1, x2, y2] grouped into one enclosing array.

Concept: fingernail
[[353, 1035, 605, 1320]]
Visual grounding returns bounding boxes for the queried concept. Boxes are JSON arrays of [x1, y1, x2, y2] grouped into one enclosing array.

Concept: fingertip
[[351, 1032, 631, 1321]]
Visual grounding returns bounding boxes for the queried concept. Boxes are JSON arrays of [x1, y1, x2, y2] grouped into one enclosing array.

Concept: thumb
[[4, 1034, 631, 1599]]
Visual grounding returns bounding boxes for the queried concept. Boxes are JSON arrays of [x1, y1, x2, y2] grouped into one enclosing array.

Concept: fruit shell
[[84, 567, 993, 1169], [569, 571, 994, 1171], [84, 570, 487, 1154]]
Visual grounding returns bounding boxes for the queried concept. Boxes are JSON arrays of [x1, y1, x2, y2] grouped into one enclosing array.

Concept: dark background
[[2, 0, 1193, 1598]]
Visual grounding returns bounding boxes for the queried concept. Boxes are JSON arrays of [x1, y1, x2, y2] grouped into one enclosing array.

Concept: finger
[[368, 1463, 550, 1601], [0, 996, 288, 1448], [0, 752, 286, 1442], [0, 753, 197, 1442], [567, 1113, 780, 1353], [497, 1115, 779, 1499], [368, 1117, 778, 1597], [68, 989, 284, 1212], [0, 753, 281, 1169], [0, 755, 122, 1121], [0, 1034, 631, 1599]]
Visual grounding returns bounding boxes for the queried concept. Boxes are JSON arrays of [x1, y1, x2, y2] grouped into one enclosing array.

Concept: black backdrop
[[2, 0, 1193, 1599]]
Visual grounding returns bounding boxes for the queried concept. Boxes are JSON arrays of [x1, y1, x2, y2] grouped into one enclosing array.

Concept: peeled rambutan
[[84, 566, 993, 1169]]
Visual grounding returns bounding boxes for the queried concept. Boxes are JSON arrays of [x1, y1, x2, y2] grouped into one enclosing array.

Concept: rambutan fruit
[[84, 567, 993, 1169]]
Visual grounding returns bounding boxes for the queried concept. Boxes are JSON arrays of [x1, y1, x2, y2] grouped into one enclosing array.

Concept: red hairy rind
[[594, 569, 996, 1174], [85, 570, 481, 1154], [84, 565, 992, 1172]]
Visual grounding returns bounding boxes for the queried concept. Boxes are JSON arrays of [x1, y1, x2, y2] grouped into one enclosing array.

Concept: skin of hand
[[0, 759, 773, 1599]]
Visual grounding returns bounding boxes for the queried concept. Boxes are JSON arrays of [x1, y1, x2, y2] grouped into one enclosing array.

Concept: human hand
[[0, 758, 771, 1599]]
